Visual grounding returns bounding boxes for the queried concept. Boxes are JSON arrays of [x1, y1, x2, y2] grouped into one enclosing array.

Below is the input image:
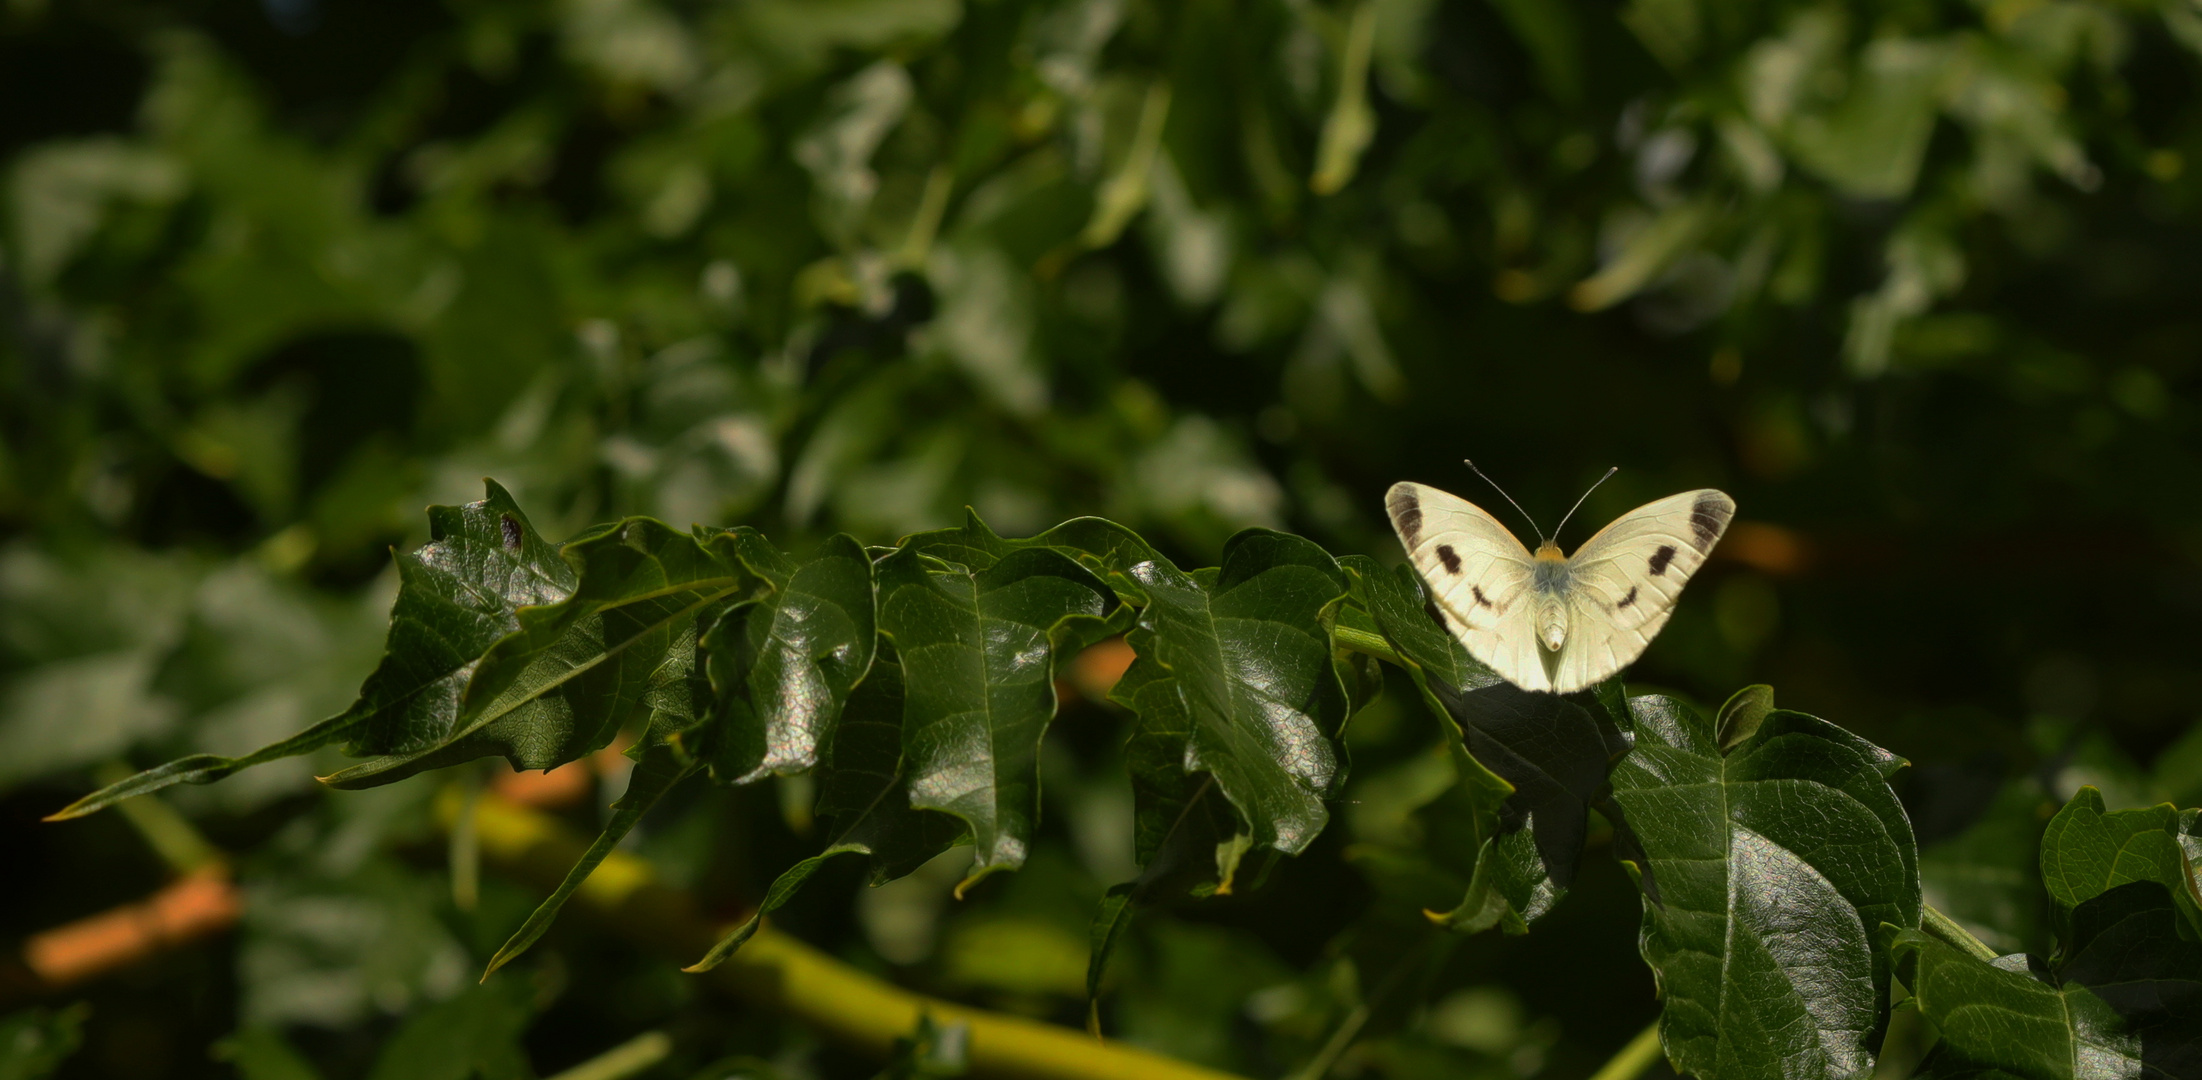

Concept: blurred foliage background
[[3, 0, 2201, 1076]]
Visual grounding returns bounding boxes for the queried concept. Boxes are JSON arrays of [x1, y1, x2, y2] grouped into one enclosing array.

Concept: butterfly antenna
[[1462, 459, 1547, 545], [1551, 466, 1619, 542]]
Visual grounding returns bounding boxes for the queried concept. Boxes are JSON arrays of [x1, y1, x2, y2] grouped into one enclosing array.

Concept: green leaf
[[1921, 779, 2053, 956], [1892, 929, 2140, 1080], [1902, 876, 2201, 1080], [1071, 526, 1348, 1007], [1714, 684, 1774, 751], [1607, 696, 1920, 1080], [364, 981, 534, 1080], [877, 517, 1125, 889], [1340, 556, 1626, 933], [323, 507, 752, 788], [211, 1029, 325, 1080], [689, 660, 965, 971], [2041, 787, 2201, 937], [695, 530, 878, 783], [0, 1005, 87, 1080], [484, 742, 700, 976], [49, 481, 744, 816]]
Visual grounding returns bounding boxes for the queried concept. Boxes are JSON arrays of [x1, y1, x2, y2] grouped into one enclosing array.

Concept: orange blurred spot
[[491, 729, 640, 808], [25, 870, 241, 986], [1720, 521, 1810, 576], [1068, 637, 1138, 701], [492, 761, 594, 808]]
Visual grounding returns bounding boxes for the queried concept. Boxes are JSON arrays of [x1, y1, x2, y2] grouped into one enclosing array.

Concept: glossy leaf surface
[[1608, 696, 1920, 1080], [877, 523, 1121, 885]]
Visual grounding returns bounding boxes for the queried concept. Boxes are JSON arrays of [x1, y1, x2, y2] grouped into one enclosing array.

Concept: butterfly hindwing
[[1551, 489, 1734, 693], [1385, 482, 1549, 691]]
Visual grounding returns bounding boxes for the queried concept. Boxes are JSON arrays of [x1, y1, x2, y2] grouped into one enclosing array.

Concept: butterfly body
[[1387, 481, 1735, 694]]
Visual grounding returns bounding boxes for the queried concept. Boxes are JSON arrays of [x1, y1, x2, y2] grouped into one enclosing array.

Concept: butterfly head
[[1533, 541, 1566, 561]]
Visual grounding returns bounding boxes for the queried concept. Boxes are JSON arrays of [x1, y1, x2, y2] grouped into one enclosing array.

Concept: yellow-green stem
[[1920, 903, 1998, 963], [446, 791, 1243, 1080], [1587, 1023, 1664, 1080], [544, 1030, 673, 1080]]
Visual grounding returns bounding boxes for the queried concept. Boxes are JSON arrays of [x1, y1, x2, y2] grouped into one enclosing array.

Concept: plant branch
[[445, 791, 1246, 1080], [1919, 903, 1998, 963], [1330, 624, 1401, 665], [544, 1030, 673, 1080], [1586, 1023, 1663, 1080]]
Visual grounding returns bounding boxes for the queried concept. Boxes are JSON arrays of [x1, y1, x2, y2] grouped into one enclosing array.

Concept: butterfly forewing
[[1385, 482, 1552, 692], [1550, 489, 1734, 692]]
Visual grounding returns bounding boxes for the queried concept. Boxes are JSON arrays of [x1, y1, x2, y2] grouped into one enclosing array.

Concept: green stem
[[1587, 1023, 1664, 1080], [544, 1030, 673, 1080], [1920, 903, 1998, 963], [1331, 624, 1401, 665]]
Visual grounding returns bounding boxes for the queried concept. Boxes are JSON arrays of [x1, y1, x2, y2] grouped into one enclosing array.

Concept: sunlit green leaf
[[879, 517, 1124, 888], [689, 660, 965, 971], [1607, 697, 1919, 1080], [695, 529, 877, 783]]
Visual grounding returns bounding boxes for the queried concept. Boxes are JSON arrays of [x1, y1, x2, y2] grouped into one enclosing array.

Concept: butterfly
[[1387, 463, 1735, 694]]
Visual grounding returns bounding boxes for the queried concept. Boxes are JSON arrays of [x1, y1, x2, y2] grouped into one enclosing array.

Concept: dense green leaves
[[50, 480, 581, 816], [1607, 697, 1919, 1080], [2040, 788, 2202, 936], [1892, 786, 2202, 1080], [879, 525, 1123, 887], [0, 1006, 85, 1080], [1893, 930, 2141, 1080]]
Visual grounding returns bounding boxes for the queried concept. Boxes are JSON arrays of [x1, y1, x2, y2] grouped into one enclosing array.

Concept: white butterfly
[[1387, 465, 1735, 694]]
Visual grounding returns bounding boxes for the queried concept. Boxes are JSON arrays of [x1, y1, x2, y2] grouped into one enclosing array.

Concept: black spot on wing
[[1437, 545, 1463, 574], [1617, 586, 1637, 609], [1470, 585, 1495, 609], [1388, 486, 1423, 546], [500, 513, 524, 552], [1648, 545, 1676, 576], [1689, 494, 1732, 552]]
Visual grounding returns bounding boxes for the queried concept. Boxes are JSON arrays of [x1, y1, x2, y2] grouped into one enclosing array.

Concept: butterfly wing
[[1384, 482, 1549, 691], [1551, 488, 1735, 693]]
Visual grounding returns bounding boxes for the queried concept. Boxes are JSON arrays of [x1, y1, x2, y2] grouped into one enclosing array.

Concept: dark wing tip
[[1689, 491, 1735, 552], [1386, 483, 1423, 546]]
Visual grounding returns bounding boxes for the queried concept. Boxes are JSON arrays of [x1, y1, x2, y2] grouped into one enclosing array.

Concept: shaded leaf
[[484, 742, 699, 976], [364, 980, 534, 1080], [876, 1014, 969, 1080], [1892, 934, 2139, 1080], [1921, 779, 2053, 956], [1071, 527, 1347, 1009], [1341, 556, 1627, 932], [1607, 696, 1919, 1080], [0, 1005, 87, 1080]]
